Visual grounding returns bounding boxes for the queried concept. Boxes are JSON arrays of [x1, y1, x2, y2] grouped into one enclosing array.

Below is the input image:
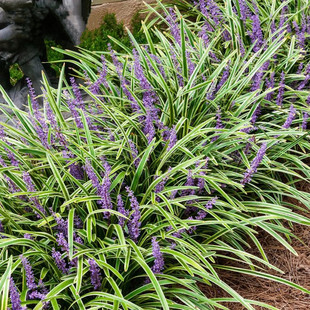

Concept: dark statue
[[0, 0, 91, 112]]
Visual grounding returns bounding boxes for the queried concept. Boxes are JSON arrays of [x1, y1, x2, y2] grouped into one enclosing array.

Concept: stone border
[[92, 0, 125, 5]]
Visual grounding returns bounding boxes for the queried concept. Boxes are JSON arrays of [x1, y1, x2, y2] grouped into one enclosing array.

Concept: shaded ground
[[203, 181, 310, 309]]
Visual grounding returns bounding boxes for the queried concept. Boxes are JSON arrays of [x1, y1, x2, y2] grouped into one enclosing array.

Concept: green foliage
[[9, 64, 23, 86], [45, 40, 64, 76], [0, 1, 310, 309], [80, 13, 148, 53]]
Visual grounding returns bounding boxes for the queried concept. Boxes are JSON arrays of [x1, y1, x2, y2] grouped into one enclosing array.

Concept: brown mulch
[[202, 182, 310, 309]]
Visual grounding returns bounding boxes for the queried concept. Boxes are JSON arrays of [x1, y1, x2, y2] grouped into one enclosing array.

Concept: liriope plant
[[0, 0, 309, 309]]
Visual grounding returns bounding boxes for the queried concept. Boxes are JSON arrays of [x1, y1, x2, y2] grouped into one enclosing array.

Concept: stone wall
[[87, 0, 156, 31]]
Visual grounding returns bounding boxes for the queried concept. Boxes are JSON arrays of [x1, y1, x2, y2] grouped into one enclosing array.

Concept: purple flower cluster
[[166, 8, 181, 45], [302, 112, 309, 130], [151, 237, 165, 273], [126, 187, 141, 243], [64, 90, 83, 129], [216, 64, 230, 92], [9, 277, 25, 310], [241, 142, 267, 185], [297, 64, 310, 90], [52, 248, 69, 274], [0, 125, 20, 168], [56, 232, 69, 252], [88, 259, 102, 290], [293, 21, 306, 51], [182, 170, 196, 198], [84, 159, 113, 217], [20, 256, 37, 291], [238, 0, 251, 21], [167, 126, 177, 150], [149, 52, 166, 79], [22, 172, 46, 217], [282, 104, 296, 129], [133, 49, 160, 142], [128, 139, 141, 168], [212, 107, 224, 141], [117, 194, 129, 227], [45, 100, 63, 146], [197, 0, 222, 26], [90, 55, 109, 95], [265, 72, 275, 101], [27, 79, 50, 149], [98, 160, 113, 218], [154, 168, 171, 202], [189, 197, 217, 232], [249, 7, 264, 52]]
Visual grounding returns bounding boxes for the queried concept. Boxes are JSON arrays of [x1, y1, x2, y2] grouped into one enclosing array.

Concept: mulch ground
[[202, 180, 310, 309]]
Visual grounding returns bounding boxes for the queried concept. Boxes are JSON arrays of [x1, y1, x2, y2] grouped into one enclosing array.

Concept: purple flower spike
[[249, 9, 264, 52], [9, 277, 25, 310], [0, 219, 3, 230], [212, 107, 224, 141], [238, 35, 246, 57], [168, 126, 177, 150], [97, 160, 113, 219], [302, 112, 309, 130], [238, 0, 251, 21], [117, 195, 129, 228], [241, 142, 267, 185], [205, 197, 217, 209], [88, 259, 102, 290], [20, 256, 37, 291], [199, 23, 210, 45], [90, 55, 109, 95], [166, 8, 181, 45], [250, 104, 261, 125], [64, 91, 83, 129], [24, 234, 32, 240], [22, 172, 46, 217], [52, 248, 69, 274], [69, 163, 84, 180], [154, 168, 171, 202], [265, 72, 275, 101], [297, 64, 310, 90], [128, 139, 141, 168], [181, 170, 196, 205], [297, 63, 304, 74], [198, 0, 222, 26], [216, 64, 230, 92], [26, 78, 40, 112], [84, 159, 100, 189], [293, 21, 306, 51], [56, 232, 69, 252], [282, 104, 296, 129], [144, 110, 156, 143], [70, 77, 83, 108], [126, 187, 141, 243], [151, 237, 164, 274]]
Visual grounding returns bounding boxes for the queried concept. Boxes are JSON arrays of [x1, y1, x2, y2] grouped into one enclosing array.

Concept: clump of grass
[[0, 1, 309, 309]]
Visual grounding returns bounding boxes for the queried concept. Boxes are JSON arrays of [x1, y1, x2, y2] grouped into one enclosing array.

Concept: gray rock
[[0, 0, 91, 121]]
